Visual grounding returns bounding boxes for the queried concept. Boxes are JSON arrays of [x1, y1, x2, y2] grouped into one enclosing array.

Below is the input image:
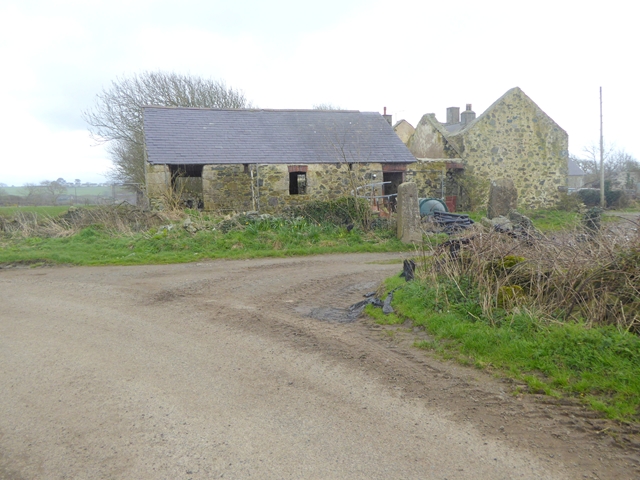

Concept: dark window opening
[[289, 172, 307, 195]]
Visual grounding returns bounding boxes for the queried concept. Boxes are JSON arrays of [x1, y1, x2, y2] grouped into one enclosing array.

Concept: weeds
[[381, 214, 640, 421], [420, 219, 640, 331], [0, 204, 411, 266]]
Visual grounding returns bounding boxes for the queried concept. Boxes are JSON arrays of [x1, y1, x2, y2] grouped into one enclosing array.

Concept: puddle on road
[[294, 281, 383, 324], [308, 307, 360, 324]]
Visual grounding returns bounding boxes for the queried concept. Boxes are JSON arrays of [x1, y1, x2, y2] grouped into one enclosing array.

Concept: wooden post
[[600, 87, 605, 208]]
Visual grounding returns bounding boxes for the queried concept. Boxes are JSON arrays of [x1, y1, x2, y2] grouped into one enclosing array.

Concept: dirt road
[[1, 253, 638, 479]]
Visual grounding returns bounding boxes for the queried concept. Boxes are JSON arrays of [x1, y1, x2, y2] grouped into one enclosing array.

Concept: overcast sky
[[0, 0, 636, 186]]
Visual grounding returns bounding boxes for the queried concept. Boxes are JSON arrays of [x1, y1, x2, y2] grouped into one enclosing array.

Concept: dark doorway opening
[[383, 171, 404, 210], [169, 164, 204, 209]]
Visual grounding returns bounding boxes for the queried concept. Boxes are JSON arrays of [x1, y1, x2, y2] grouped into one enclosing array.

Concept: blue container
[[418, 198, 448, 216]]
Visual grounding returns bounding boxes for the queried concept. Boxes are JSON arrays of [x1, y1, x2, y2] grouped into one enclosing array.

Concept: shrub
[[576, 189, 600, 207], [420, 223, 640, 332], [288, 197, 372, 227], [605, 189, 629, 208], [556, 191, 583, 212]]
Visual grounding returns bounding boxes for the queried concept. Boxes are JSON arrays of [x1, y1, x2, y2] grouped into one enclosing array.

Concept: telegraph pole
[[600, 87, 605, 208]]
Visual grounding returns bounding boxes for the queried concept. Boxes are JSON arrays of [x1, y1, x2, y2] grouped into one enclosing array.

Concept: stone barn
[[396, 87, 569, 209], [143, 108, 417, 212]]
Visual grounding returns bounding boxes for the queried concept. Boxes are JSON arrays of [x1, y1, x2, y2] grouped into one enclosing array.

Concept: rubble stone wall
[[404, 160, 448, 198], [451, 89, 568, 209], [145, 164, 171, 207], [407, 114, 449, 159], [147, 162, 388, 213]]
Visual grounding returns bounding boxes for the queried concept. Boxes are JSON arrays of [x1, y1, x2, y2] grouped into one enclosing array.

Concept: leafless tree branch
[[83, 71, 252, 185]]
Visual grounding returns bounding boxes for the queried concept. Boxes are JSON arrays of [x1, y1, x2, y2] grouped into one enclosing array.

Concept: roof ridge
[[142, 106, 365, 113]]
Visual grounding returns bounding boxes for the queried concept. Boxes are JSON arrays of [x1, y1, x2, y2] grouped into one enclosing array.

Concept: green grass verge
[[0, 223, 413, 266], [523, 209, 580, 231], [380, 278, 640, 422], [1, 186, 129, 197], [0, 206, 72, 217]]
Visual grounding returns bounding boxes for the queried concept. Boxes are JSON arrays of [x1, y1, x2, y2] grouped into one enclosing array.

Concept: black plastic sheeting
[[432, 211, 474, 233]]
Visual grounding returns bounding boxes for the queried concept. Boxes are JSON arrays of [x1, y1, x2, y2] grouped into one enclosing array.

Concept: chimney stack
[[461, 104, 476, 125], [446, 107, 460, 125], [382, 106, 392, 125]]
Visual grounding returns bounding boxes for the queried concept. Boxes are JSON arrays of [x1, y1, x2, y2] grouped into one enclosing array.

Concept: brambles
[[421, 221, 640, 331]]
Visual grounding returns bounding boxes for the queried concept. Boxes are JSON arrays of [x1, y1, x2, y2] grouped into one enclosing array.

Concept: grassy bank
[[372, 278, 640, 421], [0, 206, 412, 266], [369, 218, 640, 422]]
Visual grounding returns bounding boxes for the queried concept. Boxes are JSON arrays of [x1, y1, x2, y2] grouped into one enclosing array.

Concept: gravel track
[[1, 253, 638, 479]]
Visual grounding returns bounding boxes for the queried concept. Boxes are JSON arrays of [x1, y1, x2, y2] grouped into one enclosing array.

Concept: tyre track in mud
[[146, 254, 640, 478]]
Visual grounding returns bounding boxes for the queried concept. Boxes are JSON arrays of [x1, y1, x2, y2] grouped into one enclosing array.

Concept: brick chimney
[[446, 107, 460, 125], [382, 106, 392, 125], [461, 104, 476, 125]]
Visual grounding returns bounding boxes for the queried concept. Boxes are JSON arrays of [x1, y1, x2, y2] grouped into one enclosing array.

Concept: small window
[[289, 172, 307, 195]]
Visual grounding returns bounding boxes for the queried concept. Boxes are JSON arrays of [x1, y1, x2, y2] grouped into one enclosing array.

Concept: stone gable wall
[[393, 120, 416, 145], [453, 91, 568, 209], [407, 115, 448, 159]]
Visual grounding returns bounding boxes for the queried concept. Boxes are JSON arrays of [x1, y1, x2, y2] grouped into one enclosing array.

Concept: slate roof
[[143, 107, 417, 165], [568, 158, 585, 176]]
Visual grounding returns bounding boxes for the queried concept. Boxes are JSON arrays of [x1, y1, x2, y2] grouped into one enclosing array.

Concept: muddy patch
[[308, 307, 359, 323]]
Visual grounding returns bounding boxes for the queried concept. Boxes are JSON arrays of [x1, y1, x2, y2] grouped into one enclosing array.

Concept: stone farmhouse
[[396, 87, 569, 209], [143, 107, 422, 212]]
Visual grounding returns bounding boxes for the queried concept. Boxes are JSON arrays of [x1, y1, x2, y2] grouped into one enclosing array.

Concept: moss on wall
[[453, 88, 568, 208], [404, 160, 448, 198], [408, 114, 448, 158], [401, 88, 569, 210], [147, 162, 389, 213]]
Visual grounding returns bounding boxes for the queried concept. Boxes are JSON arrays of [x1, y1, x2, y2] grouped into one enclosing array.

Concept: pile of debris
[[480, 210, 541, 240], [348, 260, 416, 317]]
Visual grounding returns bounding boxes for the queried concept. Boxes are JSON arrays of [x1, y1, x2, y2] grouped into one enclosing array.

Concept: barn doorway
[[169, 164, 204, 208], [383, 171, 404, 210]]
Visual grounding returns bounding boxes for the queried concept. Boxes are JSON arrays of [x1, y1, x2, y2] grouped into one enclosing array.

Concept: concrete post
[[396, 182, 422, 243]]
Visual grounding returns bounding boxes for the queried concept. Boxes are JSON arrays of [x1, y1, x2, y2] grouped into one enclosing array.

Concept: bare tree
[[40, 180, 67, 204], [83, 71, 251, 185], [572, 143, 640, 188], [313, 103, 342, 110], [23, 183, 44, 206], [323, 122, 376, 228], [571, 143, 615, 176], [23, 183, 40, 195]]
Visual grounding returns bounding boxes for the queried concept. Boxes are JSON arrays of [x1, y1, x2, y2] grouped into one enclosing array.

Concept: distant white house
[[568, 159, 585, 190]]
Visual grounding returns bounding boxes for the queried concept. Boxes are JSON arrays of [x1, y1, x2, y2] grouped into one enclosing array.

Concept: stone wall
[[393, 120, 416, 145], [145, 164, 171, 206], [202, 164, 253, 212], [396, 88, 569, 210], [407, 114, 450, 159], [451, 88, 568, 209], [147, 162, 387, 213], [404, 159, 448, 199], [253, 163, 384, 213]]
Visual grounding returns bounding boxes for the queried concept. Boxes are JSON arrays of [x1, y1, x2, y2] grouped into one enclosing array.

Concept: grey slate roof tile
[[143, 107, 416, 165]]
